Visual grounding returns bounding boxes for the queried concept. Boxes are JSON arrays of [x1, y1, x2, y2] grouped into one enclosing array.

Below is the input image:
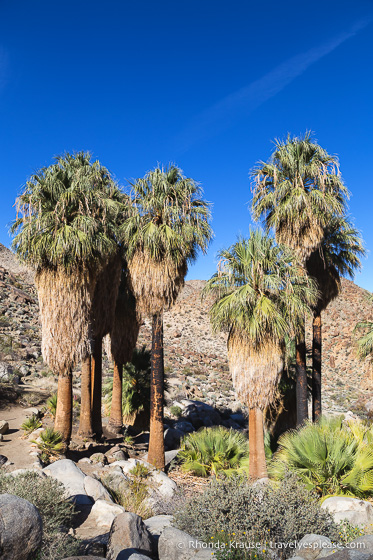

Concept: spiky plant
[[46, 393, 58, 417], [203, 230, 317, 479], [32, 427, 64, 464], [178, 426, 251, 477], [123, 165, 212, 469], [270, 416, 373, 499], [21, 414, 42, 435], [11, 152, 124, 442], [251, 132, 350, 425], [306, 215, 364, 420]]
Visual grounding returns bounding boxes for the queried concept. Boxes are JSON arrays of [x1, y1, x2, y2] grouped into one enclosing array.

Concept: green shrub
[[174, 473, 340, 559], [32, 427, 63, 464], [178, 426, 251, 477], [269, 416, 373, 498], [170, 405, 183, 418], [46, 393, 57, 417], [0, 471, 80, 560], [21, 414, 42, 435]]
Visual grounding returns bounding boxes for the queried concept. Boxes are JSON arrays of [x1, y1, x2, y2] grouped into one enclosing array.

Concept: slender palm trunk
[[78, 356, 94, 438], [54, 370, 73, 444], [147, 311, 165, 470], [248, 408, 258, 480], [255, 408, 267, 478], [312, 312, 322, 421], [91, 336, 103, 439], [109, 360, 123, 433], [296, 325, 308, 425]]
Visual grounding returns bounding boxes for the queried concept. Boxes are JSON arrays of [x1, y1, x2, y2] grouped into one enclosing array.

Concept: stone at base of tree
[[106, 512, 154, 560], [321, 497, 373, 527], [296, 534, 333, 560], [0, 493, 43, 560]]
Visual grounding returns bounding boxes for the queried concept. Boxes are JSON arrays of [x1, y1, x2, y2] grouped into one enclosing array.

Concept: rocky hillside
[[0, 243, 372, 417]]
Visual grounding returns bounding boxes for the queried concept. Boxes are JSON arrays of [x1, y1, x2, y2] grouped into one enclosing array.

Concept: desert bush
[[21, 414, 42, 435], [174, 473, 340, 559], [170, 404, 183, 418], [0, 471, 80, 560], [269, 416, 373, 498], [32, 427, 63, 464], [178, 426, 250, 477], [100, 463, 155, 519]]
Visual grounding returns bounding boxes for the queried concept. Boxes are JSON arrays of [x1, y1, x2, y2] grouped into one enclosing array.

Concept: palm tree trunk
[[296, 325, 308, 425], [91, 336, 103, 439], [147, 311, 165, 470], [248, 408, 258, 480], [78, 356, 94, 438], [54, 370, 73, 444], [312, 312, 322, 421], [109, 360, 123, 433], [255, 408, 267, 478]]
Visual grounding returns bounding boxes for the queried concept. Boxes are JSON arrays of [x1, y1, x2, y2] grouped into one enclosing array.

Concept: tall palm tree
[[251, 132, 349, 425], [11, 152, 123, 442], [306, 215, 364, 420], [123, 165, 212, 469], [108, 268, 140, 433], [204, 230, 317, 479]]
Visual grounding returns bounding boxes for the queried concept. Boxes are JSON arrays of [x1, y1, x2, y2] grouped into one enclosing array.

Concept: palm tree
[[11, 152, 123, 442], [203, 230, 317, 479], [251, 132, 349, 425], [123, 165, 212, 469], [306, 215, 364, 420], [108, 268, 140, 433]]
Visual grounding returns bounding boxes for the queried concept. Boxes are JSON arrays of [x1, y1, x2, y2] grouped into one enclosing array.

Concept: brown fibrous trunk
[[147, 312, 165, 470], [54, 371, 73, 444], [78, 355, 94, 438], [109, 360, 123, 433], [312, 312, 322, 421], [296, 327, 308, 426], [91, 336, 103, 439], [248, 408, 258, 480]]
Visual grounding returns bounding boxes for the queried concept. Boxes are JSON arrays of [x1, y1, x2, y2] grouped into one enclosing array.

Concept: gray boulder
[[115, 551, 154, 560], [164, 428, 184, 449], [0, 421, 9, 435], [174, 421, 195, 433], [63, 557, 106, 560], [43, 459, 92, 505], [84, 475, 113, 502], [0, 493, 43, 560], [321, 497, 373, 527], [144, 515, 174, 537], [320, 534, 373, 559], [106, 512, 154, 560], [296, 534, 334, 560], [158, 526, 215, 559], [0, 362, 13, 382]]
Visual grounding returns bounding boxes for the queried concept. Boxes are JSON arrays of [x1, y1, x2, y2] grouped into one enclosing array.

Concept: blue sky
[[1, 1, 373, 288]]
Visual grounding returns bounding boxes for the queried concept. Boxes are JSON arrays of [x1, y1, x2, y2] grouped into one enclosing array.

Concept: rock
[[320, 534, 373, 560], [0, 421, 9, 435], [62, 557, 106, 560], [150, 470, 177, 499], [158, 526, 213, 560], [106, 512, 154, 560], [110, 450, 129, 462], [112, 549, 153, 559], [0, 362, 13, 382], [321, 497, 373, 527], [43, 458, 92, 505], [84, 475, 113, 502], [296, 534, 333, 560], [88, 499, 126, 528], [0, 493, 43, 560], [0, 455, 8, 466], [144, 515, 173, 536], [164, 428, 184, 449], [174, 421, 195, 433]]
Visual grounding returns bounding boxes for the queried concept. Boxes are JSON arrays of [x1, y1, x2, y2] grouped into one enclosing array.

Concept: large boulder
[[0, 362, 13, 382], [296, 534, 333, 560], [106, 512, 154, 560], [320, 535, 373, 559], [0, 493, 43, 560], [150, 470, 177, 500], [164, 428, 184, 450], [144, 515, 173, 537], [0, 421, 9, 435], [158, 526, 215, 559], [84, 475, 113, 502], [88, 499, 126, 529], [43, 459, 92, 505], [321, 497, 373, 527]]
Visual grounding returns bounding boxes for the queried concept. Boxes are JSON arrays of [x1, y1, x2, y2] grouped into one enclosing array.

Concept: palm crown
[[11, 151, 124, 269], [251, 132, 349, 262]]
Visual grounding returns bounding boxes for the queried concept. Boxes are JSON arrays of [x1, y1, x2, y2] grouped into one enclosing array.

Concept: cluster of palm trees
[[11, 153, 212, 469], [205, 132, 365, 479]]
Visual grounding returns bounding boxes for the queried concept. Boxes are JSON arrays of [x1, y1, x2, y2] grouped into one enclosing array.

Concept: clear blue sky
[[1, 1, 373, 288]]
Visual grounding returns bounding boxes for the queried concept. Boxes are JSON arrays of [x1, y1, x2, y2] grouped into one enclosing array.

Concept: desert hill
[[0, 243, 372, 417]]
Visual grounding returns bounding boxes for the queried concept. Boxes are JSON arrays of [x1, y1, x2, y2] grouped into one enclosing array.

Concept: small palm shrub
[[269, 416, 373, 498], [0, 471, 80, 560], [174, 473, 340, 559], [170, 405, 183, 418], [46, 393, 57, 417], [178, 426, 250, 477], [33, 427, 64, 464], [103, 346, 151, 423], [21, 414, 42, 435]]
